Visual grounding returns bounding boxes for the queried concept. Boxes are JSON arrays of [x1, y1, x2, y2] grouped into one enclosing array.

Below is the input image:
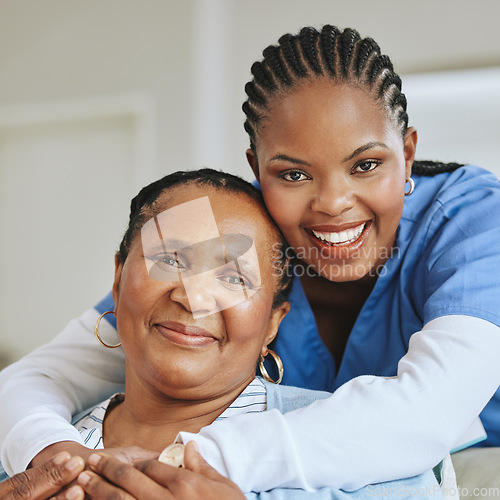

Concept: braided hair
[[243, 25, 462, 177], [117, 168, 293, 309]]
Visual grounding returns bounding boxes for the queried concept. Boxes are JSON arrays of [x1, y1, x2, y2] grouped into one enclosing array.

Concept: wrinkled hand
[[0, 451, 84, 500], [29, 442, 159, 499], [77, 441, 246, 499]]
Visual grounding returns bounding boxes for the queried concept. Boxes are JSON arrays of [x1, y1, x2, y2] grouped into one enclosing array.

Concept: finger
[[183, 441, 226, 481], [135, 456, 245, 499], [85, 453, 170, 500], [50, 484, 85, 500], [134, 458, 190, 487], [77, 471, 136, 500], [2, 453, 85, 500]]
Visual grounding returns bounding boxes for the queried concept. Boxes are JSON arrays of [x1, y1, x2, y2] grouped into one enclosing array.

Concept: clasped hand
[[1, 442, 245, 500]]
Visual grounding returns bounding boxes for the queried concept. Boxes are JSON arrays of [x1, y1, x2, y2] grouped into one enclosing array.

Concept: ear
[[261, 301, 290, 355], [112, 253, 124, 308], [403, 126, 418, 179], [246, 148, 260, 182]]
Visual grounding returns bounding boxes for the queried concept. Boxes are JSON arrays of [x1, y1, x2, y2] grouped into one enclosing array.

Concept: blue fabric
[[95, 292, 116, 329], [244, 472, 442, 499], [0, 461, 8, 482]]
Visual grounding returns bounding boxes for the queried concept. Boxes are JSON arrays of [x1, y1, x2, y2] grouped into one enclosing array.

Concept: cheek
[[222, 295, 273, 348], [262, 184, 303, 234], [371, 175, 405, 234], [116, 264, 162, 331]]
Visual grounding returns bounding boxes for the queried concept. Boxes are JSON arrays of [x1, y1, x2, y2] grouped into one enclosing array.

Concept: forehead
[[258, 80, 396, 152], [141, 183, 278, 252]]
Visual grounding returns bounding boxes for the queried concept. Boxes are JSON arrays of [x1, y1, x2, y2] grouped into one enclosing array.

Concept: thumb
[[183, 441, 225, 481]]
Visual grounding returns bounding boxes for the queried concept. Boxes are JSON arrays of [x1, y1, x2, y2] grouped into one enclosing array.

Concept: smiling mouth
[[155, 321, 218, 347], [310, 222, 368, 246]]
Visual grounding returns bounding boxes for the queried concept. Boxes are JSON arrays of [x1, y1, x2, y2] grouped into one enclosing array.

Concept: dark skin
[[0, 452, 84, 500]]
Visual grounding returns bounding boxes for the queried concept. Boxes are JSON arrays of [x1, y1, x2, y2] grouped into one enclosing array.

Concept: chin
[[318, 262, 375, 282]]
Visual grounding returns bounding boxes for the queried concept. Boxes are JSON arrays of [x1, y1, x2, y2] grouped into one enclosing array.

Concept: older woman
[[3, 168, 445, 499]]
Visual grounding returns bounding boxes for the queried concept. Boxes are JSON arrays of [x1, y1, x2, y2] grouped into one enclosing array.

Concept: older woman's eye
[[157, 253, 185, 269], [281, 170, 309, 182], [353, 160, 380, 173], [218, 273, 251, 289]]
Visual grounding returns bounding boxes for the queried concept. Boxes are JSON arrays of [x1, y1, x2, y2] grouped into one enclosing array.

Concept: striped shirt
[[74, 377, 267, 450]]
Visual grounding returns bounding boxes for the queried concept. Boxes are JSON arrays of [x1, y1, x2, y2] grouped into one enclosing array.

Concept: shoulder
[[401, 165, 500, 249], [263, 380, 331, 413], [404, 165, 499, 224], [399, 166, 500, 326]]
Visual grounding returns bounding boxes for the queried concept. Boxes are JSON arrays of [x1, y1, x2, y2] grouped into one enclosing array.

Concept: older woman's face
[[112, 184, 288, 401]]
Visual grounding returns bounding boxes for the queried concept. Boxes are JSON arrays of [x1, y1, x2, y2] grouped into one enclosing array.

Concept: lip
[[308, 221, 369, 233], [305, 221, 371, 260], [154, 321, 218, 347]]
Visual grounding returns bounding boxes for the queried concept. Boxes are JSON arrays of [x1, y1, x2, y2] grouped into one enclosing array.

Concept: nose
[[310, 174, 355, 217], [169, 272, 219, 319]]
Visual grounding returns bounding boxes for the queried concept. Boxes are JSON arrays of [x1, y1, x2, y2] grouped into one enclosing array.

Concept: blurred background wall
[[1, 0, 499, 365]]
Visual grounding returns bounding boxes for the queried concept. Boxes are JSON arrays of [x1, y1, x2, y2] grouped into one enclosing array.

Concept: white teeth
[[312, 223, 366, 245]]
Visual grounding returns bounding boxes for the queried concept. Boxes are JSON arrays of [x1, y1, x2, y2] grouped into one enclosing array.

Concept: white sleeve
[[178, 315, 500, 492], [0, 308, 125, 476]]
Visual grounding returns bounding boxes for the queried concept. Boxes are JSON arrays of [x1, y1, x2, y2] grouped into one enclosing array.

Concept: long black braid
[[243, 25, 462, 177]]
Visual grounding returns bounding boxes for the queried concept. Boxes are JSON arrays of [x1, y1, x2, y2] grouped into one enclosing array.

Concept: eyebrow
[[269, 153, 311, 166], [270, 142, 389, 167], [147, 239, 187, 252], [342, 141, 389, 163], [220, 234, 260, 284]]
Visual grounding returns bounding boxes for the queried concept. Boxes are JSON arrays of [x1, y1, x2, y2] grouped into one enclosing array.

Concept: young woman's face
[[112, 184, 288, 401], [249, 79, 417, 282]]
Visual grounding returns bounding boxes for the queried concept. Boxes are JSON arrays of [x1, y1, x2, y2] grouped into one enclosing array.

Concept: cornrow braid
[[319, 24, 341, 76], [298, 27, 323, 75], [337, 28, 360, 78], [243, 25, 408, 153], [412, 160, 464, 176], [278, 34, 307, 78]]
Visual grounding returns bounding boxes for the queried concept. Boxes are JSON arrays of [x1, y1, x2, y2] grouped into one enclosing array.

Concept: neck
[[103, 371, 254, 451]]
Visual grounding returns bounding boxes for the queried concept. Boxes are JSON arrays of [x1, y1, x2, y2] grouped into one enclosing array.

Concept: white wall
[[1, 0, 499, 364]]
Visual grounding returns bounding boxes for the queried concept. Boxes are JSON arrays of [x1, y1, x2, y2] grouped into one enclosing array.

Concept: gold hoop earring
[[259, 349, 283, 384], [405, 177, 415, 196], [94, 311, 121, 348]]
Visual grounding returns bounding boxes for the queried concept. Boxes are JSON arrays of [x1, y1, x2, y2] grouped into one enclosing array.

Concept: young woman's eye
[[281, 170, 309, 182], [353, 160, 380, 174]]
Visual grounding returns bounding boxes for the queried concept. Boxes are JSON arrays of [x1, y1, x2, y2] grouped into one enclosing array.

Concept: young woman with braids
[[1, 24, 500, 494]]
